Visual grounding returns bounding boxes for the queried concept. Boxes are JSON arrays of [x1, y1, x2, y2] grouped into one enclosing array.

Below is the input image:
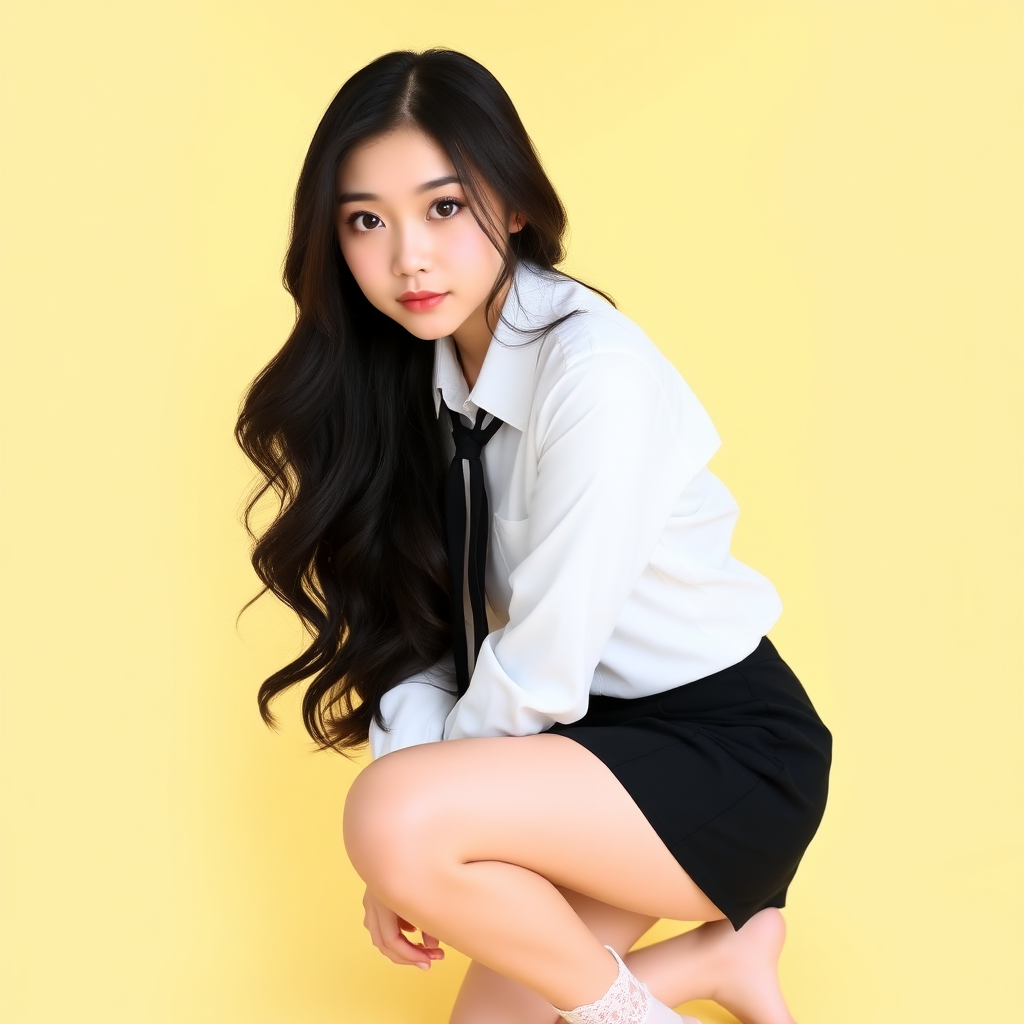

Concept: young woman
[[236, 48, 831, 1024]]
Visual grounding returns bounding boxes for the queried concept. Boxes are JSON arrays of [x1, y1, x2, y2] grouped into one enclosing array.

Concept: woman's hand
[[361, 886, 445, 970]]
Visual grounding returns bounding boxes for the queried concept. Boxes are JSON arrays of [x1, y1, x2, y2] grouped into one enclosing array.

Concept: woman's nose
[[392, 221, 432, 277]]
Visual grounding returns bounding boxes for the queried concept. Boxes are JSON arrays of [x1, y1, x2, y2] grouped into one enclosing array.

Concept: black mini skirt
[[546, 637, 832, 930]]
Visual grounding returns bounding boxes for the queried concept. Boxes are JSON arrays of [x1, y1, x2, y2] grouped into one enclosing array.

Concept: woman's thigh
[[344, 733, 724, 923]]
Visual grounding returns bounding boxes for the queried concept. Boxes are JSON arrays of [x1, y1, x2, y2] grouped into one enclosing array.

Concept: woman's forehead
[[336, 128, 457, 196]]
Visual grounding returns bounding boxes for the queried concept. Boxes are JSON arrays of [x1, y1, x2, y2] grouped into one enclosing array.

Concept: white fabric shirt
[[368, 260, 782, 760]]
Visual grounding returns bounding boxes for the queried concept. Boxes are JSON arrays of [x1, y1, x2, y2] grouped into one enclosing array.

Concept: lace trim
[[555, 946, 653, 1024]]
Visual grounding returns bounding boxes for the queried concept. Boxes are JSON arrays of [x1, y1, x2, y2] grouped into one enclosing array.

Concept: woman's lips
[[398, 291, 446, 312]]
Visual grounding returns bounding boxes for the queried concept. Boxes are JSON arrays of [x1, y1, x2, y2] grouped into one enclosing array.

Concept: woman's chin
[[395, 315, 457, 341], [402, 323, 447, 341]]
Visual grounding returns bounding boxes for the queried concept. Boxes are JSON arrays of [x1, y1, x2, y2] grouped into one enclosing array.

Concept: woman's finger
[[376, 910, 435, 967], [363, 891, 435, 968], [395, 913, 444, 961]]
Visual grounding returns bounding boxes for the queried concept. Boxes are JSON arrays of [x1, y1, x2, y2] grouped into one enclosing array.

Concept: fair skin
[[336, 125, 523, 389], [336, 127, 797, 1024]]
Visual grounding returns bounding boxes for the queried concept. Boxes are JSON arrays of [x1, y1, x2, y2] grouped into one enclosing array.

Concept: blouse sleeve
[[367, 652, 458, 760], [442, 335, 720, 742]]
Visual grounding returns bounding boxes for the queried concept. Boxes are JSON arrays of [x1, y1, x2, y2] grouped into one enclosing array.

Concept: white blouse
[[367, 260, 782, 760]]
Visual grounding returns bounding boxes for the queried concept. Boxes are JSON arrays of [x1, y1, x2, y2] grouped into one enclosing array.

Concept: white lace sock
[[552, 946, 701, 1024]]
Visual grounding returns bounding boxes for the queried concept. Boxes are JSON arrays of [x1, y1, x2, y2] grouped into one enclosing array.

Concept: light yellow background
[[1, 2, 1021, 1022]]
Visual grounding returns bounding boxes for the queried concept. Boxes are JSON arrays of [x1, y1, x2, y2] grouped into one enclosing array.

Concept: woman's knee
[[342, 746, 444, 888]]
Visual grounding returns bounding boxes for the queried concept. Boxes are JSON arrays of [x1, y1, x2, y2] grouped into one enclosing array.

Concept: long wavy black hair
[[236, 48, 613, 753]]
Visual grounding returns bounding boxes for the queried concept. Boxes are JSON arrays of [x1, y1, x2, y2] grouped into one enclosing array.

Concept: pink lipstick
[[398, 290, 446, 312]]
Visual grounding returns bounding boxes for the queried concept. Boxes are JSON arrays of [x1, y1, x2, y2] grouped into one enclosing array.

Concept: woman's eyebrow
[[337, 175, 462, 204]]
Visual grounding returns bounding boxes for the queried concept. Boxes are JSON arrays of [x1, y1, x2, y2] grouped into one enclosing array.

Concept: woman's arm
[[367, 652, 458, 759], [443, 335, 720, 742]]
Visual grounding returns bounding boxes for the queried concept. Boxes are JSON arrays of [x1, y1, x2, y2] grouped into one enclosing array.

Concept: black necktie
[[445, 406, 503, 696]]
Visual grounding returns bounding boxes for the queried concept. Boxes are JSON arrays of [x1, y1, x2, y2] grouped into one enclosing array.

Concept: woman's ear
[[508, 210, 526, 233]]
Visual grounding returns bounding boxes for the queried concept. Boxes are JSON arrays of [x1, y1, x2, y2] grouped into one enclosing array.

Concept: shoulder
[[522, 268, 680, 412], [514, 265, 720, 468], [535, 270, 658, 360]]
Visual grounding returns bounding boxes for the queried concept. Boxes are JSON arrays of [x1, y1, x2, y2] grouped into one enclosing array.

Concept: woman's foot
[[698, 908, 795, 1024]]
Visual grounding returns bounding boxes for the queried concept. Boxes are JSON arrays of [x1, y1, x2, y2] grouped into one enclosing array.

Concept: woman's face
[[336, 127, 522, 351]]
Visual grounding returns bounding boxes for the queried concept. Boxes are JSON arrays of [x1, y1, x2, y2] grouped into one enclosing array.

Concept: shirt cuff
[[367, 655, 458, 760], [442, 628, 590, 741]]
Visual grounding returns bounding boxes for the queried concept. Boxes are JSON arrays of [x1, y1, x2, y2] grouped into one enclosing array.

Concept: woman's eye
[[348, 212, 382, 232], [431, 198, 463, 220]]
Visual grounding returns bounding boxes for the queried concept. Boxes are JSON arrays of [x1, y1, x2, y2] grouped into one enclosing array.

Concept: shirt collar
[[433, 260, 559, 432]]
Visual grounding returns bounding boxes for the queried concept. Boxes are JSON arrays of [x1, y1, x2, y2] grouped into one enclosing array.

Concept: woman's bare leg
[[450, 888, 656, 1024], [450, 892, 793, 1024], [627, 909, 794, 1024], [344, 734, 795, 1023]]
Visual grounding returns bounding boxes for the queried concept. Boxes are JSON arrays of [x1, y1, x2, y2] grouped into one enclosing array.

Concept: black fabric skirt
[[545, 637, 832, 930]]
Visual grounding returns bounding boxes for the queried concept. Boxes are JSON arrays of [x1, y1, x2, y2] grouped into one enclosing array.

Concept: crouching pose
[[236, 48, 831, 1024]]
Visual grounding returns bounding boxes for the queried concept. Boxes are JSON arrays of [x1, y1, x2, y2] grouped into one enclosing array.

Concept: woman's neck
[[453, 339, 486, 391], [452, 275, 513, 391]]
